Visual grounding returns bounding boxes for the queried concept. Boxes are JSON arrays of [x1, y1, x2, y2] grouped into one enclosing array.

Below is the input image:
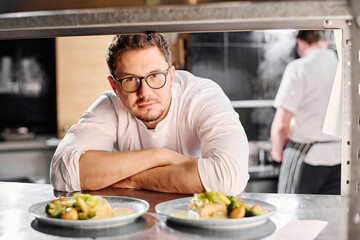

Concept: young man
[[270, 30, 341, 194], [51, 33, 249, 195]]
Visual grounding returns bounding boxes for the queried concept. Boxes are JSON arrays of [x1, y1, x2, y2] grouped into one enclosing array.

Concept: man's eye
[[124, 77, 138, 82], [149, 73, 161, 79]]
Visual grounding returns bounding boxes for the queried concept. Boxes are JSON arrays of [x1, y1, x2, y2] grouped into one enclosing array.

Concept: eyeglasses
[[113, 67, 171, 93]]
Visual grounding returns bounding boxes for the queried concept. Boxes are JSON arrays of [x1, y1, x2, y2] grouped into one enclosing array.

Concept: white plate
[[155, 197, 275, 229], [28, 196, 149, 229]]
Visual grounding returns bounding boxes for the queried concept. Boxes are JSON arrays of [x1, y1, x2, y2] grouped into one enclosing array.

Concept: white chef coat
[[274, 49, 341, 166], [51, 70, 249, 194]]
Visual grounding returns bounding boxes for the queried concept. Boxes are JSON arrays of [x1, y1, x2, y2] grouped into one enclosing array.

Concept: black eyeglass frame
[[112, 66, 171, 93]]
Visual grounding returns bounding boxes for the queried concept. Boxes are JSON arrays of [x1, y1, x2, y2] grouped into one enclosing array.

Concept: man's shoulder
[[284, 55, 313, 77], [93, 91, 118, 106], [302, 49, 337, 66], [286, 56, 306, 69], [174, 70, 219, 91], [89, 90, 127, 114], [90, 91, 132, 128], [102, 90, 117, 98], [173, 71, 228, 111]]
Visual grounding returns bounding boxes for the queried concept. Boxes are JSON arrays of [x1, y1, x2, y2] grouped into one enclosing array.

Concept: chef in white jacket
[[51, 33, 249, 195], [271, 30, 341, 194]]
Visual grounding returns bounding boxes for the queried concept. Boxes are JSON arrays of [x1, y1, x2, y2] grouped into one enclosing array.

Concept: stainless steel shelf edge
[[0, 1, 351, 39], [345, 0, 360, 239]]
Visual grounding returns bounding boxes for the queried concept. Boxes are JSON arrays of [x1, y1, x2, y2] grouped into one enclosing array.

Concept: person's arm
[[270, 107, 293, 162], [79, 148, 190, 190], [51, 92, 189, 192], [110, 158, 204, 194]]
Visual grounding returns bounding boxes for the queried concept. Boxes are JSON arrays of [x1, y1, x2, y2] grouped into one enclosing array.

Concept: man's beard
[[136, 108, 165, 123], [134, 98, 165, 123]]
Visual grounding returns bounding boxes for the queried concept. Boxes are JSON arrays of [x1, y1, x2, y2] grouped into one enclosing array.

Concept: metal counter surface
[[0, 182, 344, 239]]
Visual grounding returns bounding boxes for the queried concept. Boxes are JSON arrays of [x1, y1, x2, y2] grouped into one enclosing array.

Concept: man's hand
[[270, 149, 283, 163], [110, 149, 192, 189], [161, 148, 192, 165]]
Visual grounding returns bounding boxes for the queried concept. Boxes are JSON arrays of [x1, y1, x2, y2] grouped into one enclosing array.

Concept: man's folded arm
[[79, 148, 190, 190], [185, 85, 250, 196], [51, 146, 191, 192], [111, 158, 205, 194], [111, 149, 249, 196]]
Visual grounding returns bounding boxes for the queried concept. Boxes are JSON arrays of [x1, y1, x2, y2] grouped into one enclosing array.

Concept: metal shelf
[[231, 100, 274, 108], [0, 1, 351, 39]]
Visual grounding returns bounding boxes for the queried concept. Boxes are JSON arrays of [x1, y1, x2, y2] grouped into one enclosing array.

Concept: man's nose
[[137, 78, 153, 98]]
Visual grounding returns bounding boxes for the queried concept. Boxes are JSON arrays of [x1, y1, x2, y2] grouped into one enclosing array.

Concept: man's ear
[[107, 76, 118, 94], [296, 38, 307, 57], [324, 39, 330, 48], [296, 38, 305, 48], [169, 65, 176, 86]]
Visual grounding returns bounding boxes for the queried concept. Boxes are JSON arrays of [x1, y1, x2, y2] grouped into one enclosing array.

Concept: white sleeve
[[190, 81, 249, 196], [50, 92, 118, 192], [273, 62, 304, 113]]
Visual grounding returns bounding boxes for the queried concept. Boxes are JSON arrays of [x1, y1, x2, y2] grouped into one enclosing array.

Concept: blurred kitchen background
[[0, 30, 337, 192]]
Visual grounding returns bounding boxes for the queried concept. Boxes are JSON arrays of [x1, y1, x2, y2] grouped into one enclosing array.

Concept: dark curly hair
[[105, 33, 172, 76]]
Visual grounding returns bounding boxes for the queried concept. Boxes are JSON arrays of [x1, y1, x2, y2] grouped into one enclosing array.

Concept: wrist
[[154, 148, 168, 165]]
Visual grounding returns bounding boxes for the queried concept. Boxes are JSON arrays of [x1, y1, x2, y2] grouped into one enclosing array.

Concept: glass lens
[[122, 77, 140, 92], [147, 73, 166, 88]]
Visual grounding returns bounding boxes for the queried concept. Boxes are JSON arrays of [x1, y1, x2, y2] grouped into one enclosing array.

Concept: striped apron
[[277, 140, 314, 193]]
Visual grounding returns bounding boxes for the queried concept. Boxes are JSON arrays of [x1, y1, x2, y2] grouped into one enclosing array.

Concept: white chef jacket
[[51, 70, 249, 194], [274, 49, 341, 166]]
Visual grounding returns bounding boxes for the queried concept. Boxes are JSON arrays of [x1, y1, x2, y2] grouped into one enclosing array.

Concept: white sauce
[[172, 210, 227, 219], [112, 207, 134, 217], [93, 207, 134, 220]]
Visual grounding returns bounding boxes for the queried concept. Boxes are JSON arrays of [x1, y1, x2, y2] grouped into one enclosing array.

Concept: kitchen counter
[[246, 164, 280, 193], [0, 181, 345, 239], [0, 135, 57, 152], [0, 136, 57, 183], [248, 164, 280, 179]]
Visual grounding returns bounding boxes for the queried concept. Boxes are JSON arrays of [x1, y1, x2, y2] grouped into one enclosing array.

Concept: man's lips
[[137, 101, 157, 108]]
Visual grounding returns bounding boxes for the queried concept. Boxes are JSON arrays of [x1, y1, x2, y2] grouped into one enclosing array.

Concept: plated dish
[[155, 194, 276, 229], [28, 196, 149, 229]]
